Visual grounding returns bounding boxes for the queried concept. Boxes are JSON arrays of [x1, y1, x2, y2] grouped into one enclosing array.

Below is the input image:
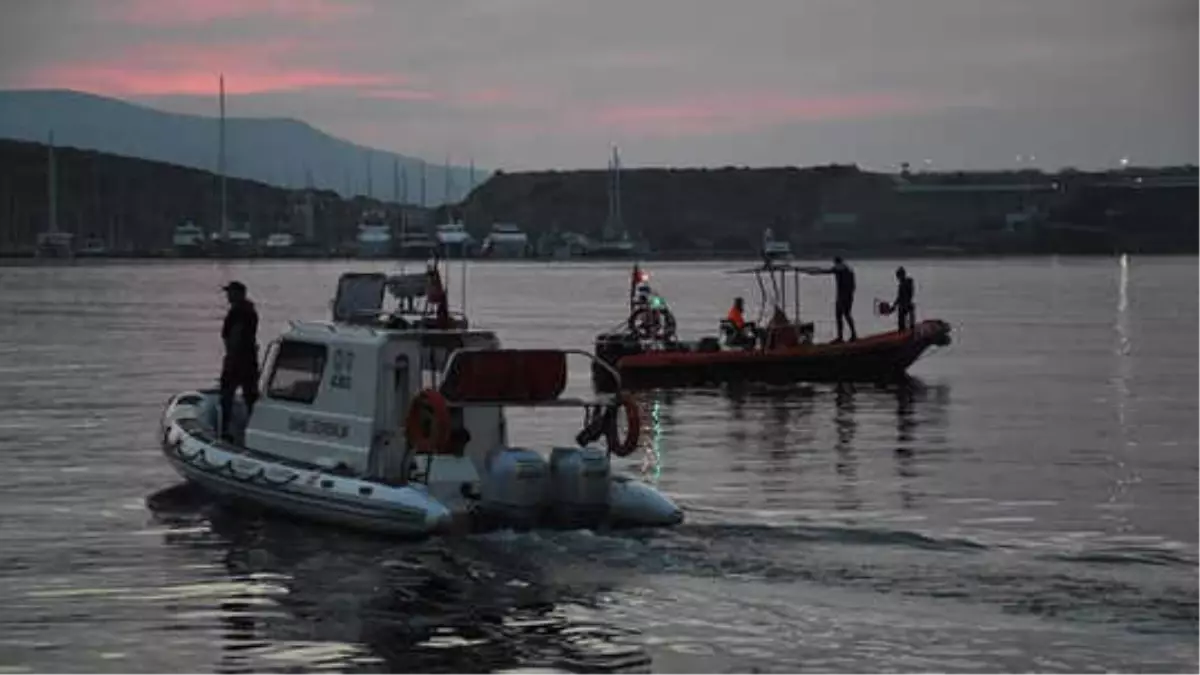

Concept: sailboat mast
[[47, 131, 57, 234], [303, 166, 315, 241], [219, 74, 228, 237], [613, 145, 622, 235], [392, 158, 399, 203], [366, 150, 373, 199], [605, 151, 614, 240], [420, 160, 427, 207]]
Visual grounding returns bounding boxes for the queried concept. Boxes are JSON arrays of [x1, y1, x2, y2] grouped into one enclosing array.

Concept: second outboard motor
[[480, 446, 549, 529], [547, 446, 611, 528]]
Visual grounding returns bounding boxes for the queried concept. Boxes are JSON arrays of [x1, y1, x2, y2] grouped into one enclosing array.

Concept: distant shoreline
[[1, 249, 1192, 268]]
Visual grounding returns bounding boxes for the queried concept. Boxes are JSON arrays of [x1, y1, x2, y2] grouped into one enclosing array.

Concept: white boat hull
[[159, 390, 682, 537]]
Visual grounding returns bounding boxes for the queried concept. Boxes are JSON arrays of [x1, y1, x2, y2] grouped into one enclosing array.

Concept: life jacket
[[727, 305, 746, 330]]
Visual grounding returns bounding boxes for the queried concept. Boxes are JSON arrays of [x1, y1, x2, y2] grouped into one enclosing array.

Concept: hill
[[461, 165, 1198, 256], [0, 137, 422, 252], [0, 89, 482, 204]]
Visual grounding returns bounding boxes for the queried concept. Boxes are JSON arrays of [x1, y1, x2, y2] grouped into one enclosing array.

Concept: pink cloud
[[455, 88, 521, 106], [361, 88, 441, 102], [17, 40, 413, 97], [25, 64, 404, 96], [586, 92, 932, 136], [111, 0, 364, 26]]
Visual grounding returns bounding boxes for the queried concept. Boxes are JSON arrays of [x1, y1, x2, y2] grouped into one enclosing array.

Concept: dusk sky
[[2, 0, 1196, 171]]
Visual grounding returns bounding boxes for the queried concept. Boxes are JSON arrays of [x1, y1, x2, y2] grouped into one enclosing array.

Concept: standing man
[[893, 266, 916, 332], [220, 281, 260, 441], [817, 256, 857, 342]]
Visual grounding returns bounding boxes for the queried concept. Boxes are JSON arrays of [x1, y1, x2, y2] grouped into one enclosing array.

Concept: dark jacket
[[896, 277, 915, 308], [222, 299, 259, 368], [833, 263, 856, 300]]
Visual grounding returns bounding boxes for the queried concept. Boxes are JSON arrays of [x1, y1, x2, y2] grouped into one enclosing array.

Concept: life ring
[[606, 393, 642, 458], [628, 306, 676, 342], [405, 389, 452, 454]]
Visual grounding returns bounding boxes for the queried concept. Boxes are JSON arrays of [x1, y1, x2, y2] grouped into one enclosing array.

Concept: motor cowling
[[592, 333, 644, 390], [479, 446, 549, 528], [548, 446, 611, 527]]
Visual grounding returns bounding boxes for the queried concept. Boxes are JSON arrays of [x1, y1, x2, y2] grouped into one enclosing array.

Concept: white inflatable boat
[[158, 268, 683, 537]]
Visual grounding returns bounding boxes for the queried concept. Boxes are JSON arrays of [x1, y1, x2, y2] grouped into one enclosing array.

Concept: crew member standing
[[219, 281, 260, 440], [819, 257, 858, 342], [893, 266, 916, 332]]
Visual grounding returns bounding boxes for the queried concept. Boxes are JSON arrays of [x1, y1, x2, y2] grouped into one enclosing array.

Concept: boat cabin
[[244, 319, 505, 480]]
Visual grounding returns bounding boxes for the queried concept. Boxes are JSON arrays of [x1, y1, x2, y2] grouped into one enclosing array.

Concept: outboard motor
[[592, 332, 643, 390], [480, 446, 549, 528], [547, 446, 611, 527]]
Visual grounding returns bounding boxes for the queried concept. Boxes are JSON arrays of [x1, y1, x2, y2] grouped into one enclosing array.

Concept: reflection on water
[[148, 485, 652, 674], [652, 379, 952, 520]]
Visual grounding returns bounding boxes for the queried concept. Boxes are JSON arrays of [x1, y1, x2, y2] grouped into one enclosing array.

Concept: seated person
[[722, 297, 756, 349], [764, 306, 800, 349]]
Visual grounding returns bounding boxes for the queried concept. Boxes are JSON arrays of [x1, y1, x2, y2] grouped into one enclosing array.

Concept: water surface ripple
[[0, 257, 1195, 672]]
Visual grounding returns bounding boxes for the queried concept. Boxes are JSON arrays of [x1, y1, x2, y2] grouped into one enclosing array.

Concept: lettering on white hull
[[288, 416, 349, 439]]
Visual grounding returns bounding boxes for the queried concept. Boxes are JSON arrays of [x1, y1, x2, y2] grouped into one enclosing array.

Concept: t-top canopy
[[727, 263, 828, 275]]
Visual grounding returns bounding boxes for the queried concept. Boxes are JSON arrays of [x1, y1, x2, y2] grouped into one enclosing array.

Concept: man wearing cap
[[219, 281, 260, 440]]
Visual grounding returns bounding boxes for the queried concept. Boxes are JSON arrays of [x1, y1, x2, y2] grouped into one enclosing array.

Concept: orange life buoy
[[607, 392, 642, 458], [405, 389, 452, 454]]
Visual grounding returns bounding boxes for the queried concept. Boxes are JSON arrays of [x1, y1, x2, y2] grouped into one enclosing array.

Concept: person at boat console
[[219, 281, 259, 441], [893, 266, 916, 332], [723, 297, 756, 349]]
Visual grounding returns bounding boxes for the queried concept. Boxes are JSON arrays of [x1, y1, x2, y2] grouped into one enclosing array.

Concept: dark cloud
[[1, 0, 1194, 169]]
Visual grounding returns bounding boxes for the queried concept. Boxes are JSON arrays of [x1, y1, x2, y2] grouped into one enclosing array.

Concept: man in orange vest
[[727, 297, 746, 331], [725, 297, 753, 347]]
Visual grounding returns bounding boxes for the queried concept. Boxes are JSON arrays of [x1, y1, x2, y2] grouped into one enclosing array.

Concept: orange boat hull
[[594, 319, 951, 389]]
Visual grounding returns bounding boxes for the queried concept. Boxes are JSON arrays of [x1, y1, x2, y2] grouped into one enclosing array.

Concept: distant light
[[1120, 157, 1130, 167]]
